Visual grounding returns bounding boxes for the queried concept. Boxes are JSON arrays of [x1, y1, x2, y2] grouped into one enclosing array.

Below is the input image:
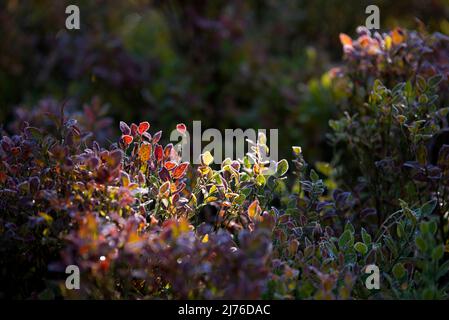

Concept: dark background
[[1, 0, 448, 162]]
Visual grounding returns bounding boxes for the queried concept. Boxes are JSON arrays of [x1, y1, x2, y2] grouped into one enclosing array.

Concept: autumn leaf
[[384, 35, 392, 50], [248, 199, 261, 219], [391, 28, 404, 45], [138, 142, 152, 162], [154, 144, 163, 162], [138, 121, 150, 135], [176, 123, 187, 134], [339, 33, 353, 46], [201, 151, 214, 166], [164, 161, 177, 170], [164, 144, 173, 159], [172, 162, 189, 179], [121, 134, 133, 145], [159, 181, 170, 195]]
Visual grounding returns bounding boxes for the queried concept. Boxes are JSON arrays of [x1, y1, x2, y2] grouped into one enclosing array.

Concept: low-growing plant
[[1, 26, 448, 300]]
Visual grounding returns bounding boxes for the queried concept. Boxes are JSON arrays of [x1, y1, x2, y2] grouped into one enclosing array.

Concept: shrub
[[0, 26, 448, 300]]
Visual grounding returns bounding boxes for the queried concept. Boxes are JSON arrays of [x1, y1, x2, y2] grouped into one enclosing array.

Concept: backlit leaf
[[201, 151, 214, 166], [172, 162, 189, 179], [138, 121, 150, 135], [138, 143, 152, 162]]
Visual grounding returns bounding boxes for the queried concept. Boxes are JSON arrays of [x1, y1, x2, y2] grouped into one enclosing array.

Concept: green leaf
[[416, 75, 427, 91], [420, 199, 437, 216], [432, 245, 444, 261], [255, 174, 266, 187], [417, 144, 427, 165], [234, 194, 246, 205], [436, 260, 449, 279], [240, 187, 252, 197], [315, 162, 332, 176], [243, 156, 251, 169], [361, 227, 372, 245], [310, 169, 319, 182], [429, 220, 437, 235], [415, 236, 427, 252], [392, 263, 406, 280], [213, 173, 223, 185], [422, 288, 435, 300], [354, 242, 368, 255], [396, 223, 405, 239], [275, 159, 289, 177], [344, 222, 355, 233], [404, 80, 413, 97], [338, 229, 353, 249], [428, 74, 443, 88], [25, 127, 43, 141], [420, 222, 430, 234]]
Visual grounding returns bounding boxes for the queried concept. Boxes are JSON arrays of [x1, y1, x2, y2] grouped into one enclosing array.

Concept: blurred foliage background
[[1, 0, 448, 163]]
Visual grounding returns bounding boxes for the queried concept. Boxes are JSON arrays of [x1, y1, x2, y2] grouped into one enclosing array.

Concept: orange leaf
[[172, 162, 189, 179], [391, 28, 404, 45], [248, 199, 261, 219], [339, 33, 353, 46], [358, 35, 370, 48], [138, 143, 152, 162], [164, 161, 177, 170]]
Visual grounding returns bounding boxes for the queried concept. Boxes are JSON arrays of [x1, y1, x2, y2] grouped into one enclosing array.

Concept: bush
[[1, 25, 448, 300]]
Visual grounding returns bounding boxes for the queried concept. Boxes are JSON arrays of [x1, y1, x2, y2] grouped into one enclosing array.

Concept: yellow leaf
[[209, 184, 218, 195], [201, 151, 214, 166], [258, 132, 267, 146], [205, 196, 218, 203], [202, 234, 209, 243], [384, 35, 392, 50], [128, 231, 141, 244], [248, 199, 261, 218], [190, 193, 197, 206], [292, 146, 302, 156], [138, 143, 152, 162], [38, 212, 53, 224]]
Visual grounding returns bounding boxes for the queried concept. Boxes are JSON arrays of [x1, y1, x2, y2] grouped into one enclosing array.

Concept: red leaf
[[164, 161, 177, 171], [176, 123, 187, 134], [172, 162, 189, 179], [138, 121, 150, 135], [154, 144, 163, 162], [121, 135, 133, 145]]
